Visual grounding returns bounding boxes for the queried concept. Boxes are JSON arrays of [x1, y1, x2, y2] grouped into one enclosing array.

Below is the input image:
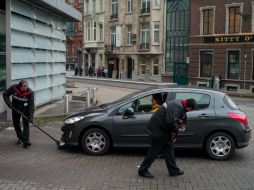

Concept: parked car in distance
[[61, 87, 251, 160]]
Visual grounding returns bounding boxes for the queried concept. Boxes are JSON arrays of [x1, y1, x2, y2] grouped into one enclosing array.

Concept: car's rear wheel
[[81, 128, 110, 156], [205, 132, 235, 160]]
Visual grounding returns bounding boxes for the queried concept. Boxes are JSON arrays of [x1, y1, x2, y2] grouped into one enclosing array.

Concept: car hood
[[64, 106, 110, 120]]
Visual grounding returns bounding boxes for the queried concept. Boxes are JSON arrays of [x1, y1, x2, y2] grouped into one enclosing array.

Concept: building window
[[93, 22, 96, 41], [154, 0, 160, 8], [202, 9, 214, 35], [127, 0, 132, 13], [100, 0, 103, 12], [153, 58, 159, 75], [141, 0, 150, 14], [228, 50, 240, 79], [86, 22, 91, 41], [127, 25, 132, 45], [86, 0, 90, 15], [111, 26, 116, 45], [92, 0, 95, 14], [99, 24, 103, 41], [228, 6, 241, 33], [111, 0, 118, 19], [200, 51, 213, 78], [69, 0, 74, 7], [140, 58, 146, 75], [79, 22, 82, 31], [153, 21, 160, 44], [140, 22, 150, 49]]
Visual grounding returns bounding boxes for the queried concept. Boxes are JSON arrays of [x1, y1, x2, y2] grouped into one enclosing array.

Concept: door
[[112, 92, 169, 146], [173, 62, 188, 85], [172, 91, 215, 147], [127, 58, 132, 79]]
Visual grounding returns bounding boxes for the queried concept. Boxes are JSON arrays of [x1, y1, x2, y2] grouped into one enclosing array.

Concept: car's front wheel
[[205, 132, 235, 160], [81, 128, 110, 156]]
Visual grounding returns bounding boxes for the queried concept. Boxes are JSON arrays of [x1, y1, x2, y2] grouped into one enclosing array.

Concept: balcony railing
[[105, 45, 114, 53], [141, 7, 150, 14], [140, 43, 150, 50], [110, 14, 118, 20]]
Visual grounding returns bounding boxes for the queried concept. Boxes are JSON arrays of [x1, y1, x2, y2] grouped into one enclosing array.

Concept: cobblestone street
[[0, 100, 254, 190]]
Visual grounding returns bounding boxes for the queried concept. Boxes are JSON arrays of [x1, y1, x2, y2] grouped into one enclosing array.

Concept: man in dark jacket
[[3, 80, 35, 148], [138, 98, 197, 178]]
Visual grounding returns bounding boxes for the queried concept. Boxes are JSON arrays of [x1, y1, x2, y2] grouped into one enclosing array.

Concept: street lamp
[[243, 53, 247, 90]]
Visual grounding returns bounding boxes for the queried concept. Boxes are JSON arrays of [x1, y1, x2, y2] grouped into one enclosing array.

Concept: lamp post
[[243, 53, 247, 90]]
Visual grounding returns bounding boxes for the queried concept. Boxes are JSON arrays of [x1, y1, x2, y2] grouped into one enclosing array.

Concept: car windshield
[[99, 90, 141, 108], [223, 95, 239, 110]]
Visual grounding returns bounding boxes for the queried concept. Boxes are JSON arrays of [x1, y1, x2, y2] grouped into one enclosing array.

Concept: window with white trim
[[111, 0, 118, 19], [140, 22, 150, 47], [141, 0, 150, 14], [228, 50, 240, 79], [252, 1, 254, 32], [153, 21, 160, 44], [99, 23, 103, 41], [153, 58, 159, 75], [154, 0, 160, 8], [226, 4, 242, 34], [200, 51, 213, 77], [100, 0, 104, 12], [93, 22, 96, 41], [127, 0, 132, 13], [201, 8, 214, 35], [127, 25, 132, 45], [140, 58, 146, 75], [86, 21, 91, 41], [111, 26, 116, 45]]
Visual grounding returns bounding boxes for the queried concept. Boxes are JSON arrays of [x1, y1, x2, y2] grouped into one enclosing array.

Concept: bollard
[[86, 90, 91, 108], [64, 95, 69, 113], [91, 88, 97, 107]]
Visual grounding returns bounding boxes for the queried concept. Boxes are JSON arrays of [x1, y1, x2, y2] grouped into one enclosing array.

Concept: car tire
[[205, 132, 235, 160], [81, 128, 110, 156]]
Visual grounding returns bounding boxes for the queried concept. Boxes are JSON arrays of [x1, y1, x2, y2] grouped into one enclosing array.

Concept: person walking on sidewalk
[[138, 98, 197, 178], [3, 80, 35, 148]]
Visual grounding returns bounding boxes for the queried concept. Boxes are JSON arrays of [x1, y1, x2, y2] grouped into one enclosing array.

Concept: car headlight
[[64, 116, 85, 124]]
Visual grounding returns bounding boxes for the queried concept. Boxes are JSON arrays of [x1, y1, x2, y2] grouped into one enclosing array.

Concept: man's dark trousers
[[139, 137, 180, 175], [12, 110, 29, 143]]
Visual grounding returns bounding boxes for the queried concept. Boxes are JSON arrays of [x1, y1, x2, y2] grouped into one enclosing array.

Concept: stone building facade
[[189, 0, 254, 92], [104, 0, 164, 81], [83, 0, 105, 76]]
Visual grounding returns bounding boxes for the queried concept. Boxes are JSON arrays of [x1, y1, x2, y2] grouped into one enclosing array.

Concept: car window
[[116, 92, 168, 115], [223, 95, 238, 110], [175, 92, 211, 110], [117, 102, 133, 115]]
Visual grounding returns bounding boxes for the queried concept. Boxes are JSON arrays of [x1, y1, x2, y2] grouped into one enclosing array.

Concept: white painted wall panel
[[12, 63, 34, 79], [11, 31, 34, 48], [11, 14, 34, 33]]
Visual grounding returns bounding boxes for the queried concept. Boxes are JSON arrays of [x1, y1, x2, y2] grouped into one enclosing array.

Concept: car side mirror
[[123, 107, 134, 119]]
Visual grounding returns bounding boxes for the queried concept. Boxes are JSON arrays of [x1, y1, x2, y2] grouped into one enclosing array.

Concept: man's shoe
[[16, 139, 22, 145], [170, 170, 184, 176], [23, 142, 31, 148], [138, 170, 154, 178]]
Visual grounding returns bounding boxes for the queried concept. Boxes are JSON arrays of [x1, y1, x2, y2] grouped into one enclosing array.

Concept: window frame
[[153, 21, 160, 44], [111, 26, 116, 45], [200, 6, 215, 35], [154, 0, 160, 8], [111, 0, 118, 16], [227, 50, 240, 80], [225, 3, 243, 34], [140, 58, 146, 75], [127, 0, 133, 13], [140, 22, 150, 44], [199, 50, 213, 78], [152, 58, 159, 76], [127, 25, 132, 45]]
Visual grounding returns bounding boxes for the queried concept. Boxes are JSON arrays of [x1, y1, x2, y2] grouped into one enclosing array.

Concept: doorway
[[127, 58, 132, 79]]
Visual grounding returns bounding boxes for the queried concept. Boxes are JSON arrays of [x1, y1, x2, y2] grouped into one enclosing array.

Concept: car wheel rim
[[86, 132, 106, 153], [210, 136, 231, 157]]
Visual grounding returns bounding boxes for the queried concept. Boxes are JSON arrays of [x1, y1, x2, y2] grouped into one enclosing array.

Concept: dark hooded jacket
[[3, 84, 35, 120], [145, 100, 187, 141]]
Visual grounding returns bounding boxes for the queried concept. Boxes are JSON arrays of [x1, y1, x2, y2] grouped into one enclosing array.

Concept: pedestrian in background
[[138, 98, 197, 178], [3, 80, 35, 148]]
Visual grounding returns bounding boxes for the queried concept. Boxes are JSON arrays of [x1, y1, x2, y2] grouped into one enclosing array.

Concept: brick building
[[189, 0, 254, 92], [65, 0, 83, 75]]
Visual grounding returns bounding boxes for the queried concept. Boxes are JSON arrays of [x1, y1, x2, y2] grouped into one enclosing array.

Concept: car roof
[[143, 86, 226, 96]]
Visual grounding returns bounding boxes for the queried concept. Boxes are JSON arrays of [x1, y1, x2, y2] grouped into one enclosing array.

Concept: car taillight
[[227, 112, 249, 126]]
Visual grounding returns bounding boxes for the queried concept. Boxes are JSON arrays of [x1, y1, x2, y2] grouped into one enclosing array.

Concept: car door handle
[[198, 114, 211, 118]]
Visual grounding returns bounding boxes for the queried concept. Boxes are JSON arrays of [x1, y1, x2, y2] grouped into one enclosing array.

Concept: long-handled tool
[[12, 107, 66, 149]]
